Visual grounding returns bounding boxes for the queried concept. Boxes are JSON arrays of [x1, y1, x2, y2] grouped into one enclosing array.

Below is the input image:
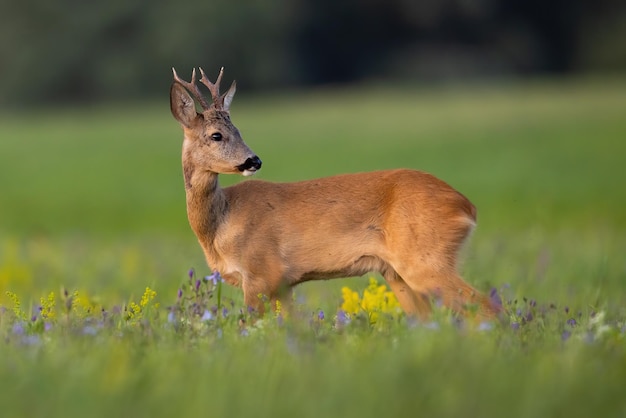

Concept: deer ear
[[222, 81, 237, 112], [170, 83, 199, 127]]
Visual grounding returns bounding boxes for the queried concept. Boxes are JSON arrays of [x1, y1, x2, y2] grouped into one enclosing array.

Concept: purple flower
[[318, 310, 325, 320], [529, 299, 536, 308], [336, 310, 349, 326], [195, 279, 201, 292], [489, 288, 503, 310], [201, 310, 213, 321], [567, 318, 577, 327], [188, 268, 194, 280], [477, 322, 493, 332], [167, 311, 176, 324], [525, 311, 534, 322], [222, 307, 229, 317], [562, 330, 572, 341], [12, 323, 24, 335], [177, 288, 183, 300], [511, 322, 520, 331], [206, 271, 224, 286]]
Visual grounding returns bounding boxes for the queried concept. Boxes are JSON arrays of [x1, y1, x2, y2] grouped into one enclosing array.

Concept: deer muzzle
[[237, 156, 262, 176]]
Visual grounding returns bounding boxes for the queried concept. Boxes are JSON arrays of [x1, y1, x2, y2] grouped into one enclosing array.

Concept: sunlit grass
[[0, 77, 625, 417]]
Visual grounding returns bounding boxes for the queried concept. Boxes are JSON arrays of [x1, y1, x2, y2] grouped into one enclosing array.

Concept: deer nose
[[249, 156, 262, 170], [237, 156, 262, 174]]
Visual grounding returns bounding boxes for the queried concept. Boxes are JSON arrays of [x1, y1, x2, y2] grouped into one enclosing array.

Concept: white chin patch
[[242, 169, 257, 177]]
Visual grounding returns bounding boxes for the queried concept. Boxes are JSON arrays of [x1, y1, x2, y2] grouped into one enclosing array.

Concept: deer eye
[[211, 132, 223, 141]]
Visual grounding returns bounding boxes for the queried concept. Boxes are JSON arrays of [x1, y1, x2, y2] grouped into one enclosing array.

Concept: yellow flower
[[72, 290, 98, 317], [140, 287, 157, 308], [5, 291, 26, 320], [340, 287, 362, 315], [340, 278, 402, 324], [40, 291, 56, 320]]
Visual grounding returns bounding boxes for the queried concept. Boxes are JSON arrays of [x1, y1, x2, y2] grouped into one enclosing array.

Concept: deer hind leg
[[392, 262, 497, 319], [383, 270, 432, 319], [388, 219, 498, 319]]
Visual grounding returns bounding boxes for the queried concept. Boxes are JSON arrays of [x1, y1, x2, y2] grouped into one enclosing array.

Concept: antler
[[199, 67, 224, 107], [172, 68, 211, 110]]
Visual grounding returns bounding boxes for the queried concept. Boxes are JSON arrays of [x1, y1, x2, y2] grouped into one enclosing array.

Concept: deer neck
[[183, 159, 228, 245]]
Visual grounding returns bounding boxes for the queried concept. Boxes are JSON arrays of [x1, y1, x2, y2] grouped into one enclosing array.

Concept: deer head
[[170, 67, 262, 177]]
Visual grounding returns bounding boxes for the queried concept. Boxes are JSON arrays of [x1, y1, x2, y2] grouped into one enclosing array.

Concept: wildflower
[[477, 322, 494, 332], [195, 279, 201, 292], [222, 307, 229, 317], [318, 310, 325, 320], [188, 268, 195, 279], [336, 310, 350, 326], [12, 322, 24, 335], [126, 302, 141, 320], [511, 322, 520, 331], [6, 291, 25, 320], [489, 288, 502, 310], [177, 288, 183, 300], [201, 309, 213, 321], [140, 287, 157, 308], [567, 318, 577, 327], [274, 300, 282, 317], [339, 278, 401, 324], [40, 292, 56, 320], [167, 311, 176, 324], [340, 287, 361, 316], [206, 271, 223, 286]]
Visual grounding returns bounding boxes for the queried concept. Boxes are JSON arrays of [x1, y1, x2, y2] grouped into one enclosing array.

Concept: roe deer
[[169, 67, 500, 320]]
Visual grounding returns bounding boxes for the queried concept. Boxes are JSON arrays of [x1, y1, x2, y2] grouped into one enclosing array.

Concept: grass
[[0, 76, 625, 417]]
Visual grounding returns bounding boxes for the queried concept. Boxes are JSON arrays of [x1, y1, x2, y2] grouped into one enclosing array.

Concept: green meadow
[[1, 77, 625, 417]]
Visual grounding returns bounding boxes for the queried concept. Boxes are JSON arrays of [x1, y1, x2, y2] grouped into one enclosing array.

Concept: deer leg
[[270, 287, 294, 317], [397, 264, 497, 319], [242, 279, 269, 316], [383, 270, 431, 320]]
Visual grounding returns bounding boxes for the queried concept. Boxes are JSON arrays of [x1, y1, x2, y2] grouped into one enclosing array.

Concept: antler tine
[[199, 67, 224, 108], [171, 67, 211, 110]]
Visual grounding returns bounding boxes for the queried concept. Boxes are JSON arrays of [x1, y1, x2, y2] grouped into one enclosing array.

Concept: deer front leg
[[241, 273, 293, 317]]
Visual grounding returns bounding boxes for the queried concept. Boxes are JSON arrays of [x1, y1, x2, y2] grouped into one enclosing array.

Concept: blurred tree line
[[1, 0, 624, 106]]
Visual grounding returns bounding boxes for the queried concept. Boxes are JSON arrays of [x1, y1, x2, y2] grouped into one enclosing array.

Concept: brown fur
[[170, 68, 500, 320]]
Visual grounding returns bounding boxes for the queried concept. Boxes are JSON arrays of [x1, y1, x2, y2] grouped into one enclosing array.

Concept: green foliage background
[[1, 0, 625, 105]]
